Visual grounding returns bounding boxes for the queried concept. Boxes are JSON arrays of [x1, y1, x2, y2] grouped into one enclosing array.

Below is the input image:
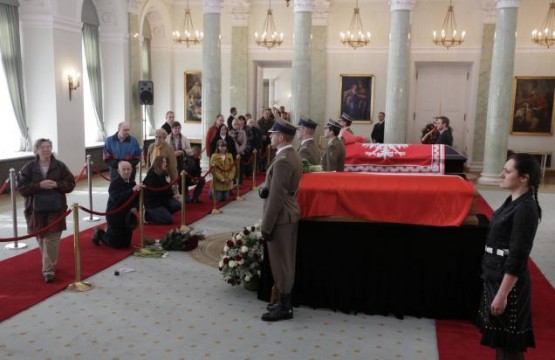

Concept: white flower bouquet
[[219, 225, 264, 287]]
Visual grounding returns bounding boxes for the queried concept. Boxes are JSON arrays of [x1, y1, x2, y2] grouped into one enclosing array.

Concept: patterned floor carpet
[[191, 231, 234, 268]]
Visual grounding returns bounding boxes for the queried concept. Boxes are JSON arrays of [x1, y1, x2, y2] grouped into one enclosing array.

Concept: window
[[0, 52, 21, 155], [82, 44, 101, 146]]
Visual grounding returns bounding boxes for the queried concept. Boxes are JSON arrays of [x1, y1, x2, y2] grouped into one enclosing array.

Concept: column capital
[[496, 0, 520, 8], [294, 0, 314, 13], [389, 0, 416, 11], [230, 0, 249, 26], [482, 0, 497, 24], [204, 0, 222, 14], [128, 0, 141, 15], [312, 0, 330, 26]]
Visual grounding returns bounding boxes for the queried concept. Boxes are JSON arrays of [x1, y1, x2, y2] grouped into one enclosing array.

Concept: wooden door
[[413, 63, 470, 153]]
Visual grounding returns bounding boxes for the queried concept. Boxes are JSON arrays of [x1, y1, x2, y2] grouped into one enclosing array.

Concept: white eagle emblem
[[362, 144, 409, 159]]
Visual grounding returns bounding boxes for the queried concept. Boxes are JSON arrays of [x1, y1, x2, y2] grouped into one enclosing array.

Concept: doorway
[[413, 62, 472, 153]]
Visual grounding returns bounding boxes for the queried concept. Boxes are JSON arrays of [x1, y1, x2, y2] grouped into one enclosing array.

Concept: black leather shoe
[[92, 227, 101, 246], [44, 274, 55, 283], [266, 303, 279, 311], [261, 306, 293, 322]]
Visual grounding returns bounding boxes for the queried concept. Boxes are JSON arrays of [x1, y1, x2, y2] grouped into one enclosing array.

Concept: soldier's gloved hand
[[262, 231, 272, 242]]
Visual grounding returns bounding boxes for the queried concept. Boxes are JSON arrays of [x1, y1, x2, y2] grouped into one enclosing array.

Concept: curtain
[[142, 37, 155, 134], [82, 23, 106, 140], [0, 3, 32, 151]]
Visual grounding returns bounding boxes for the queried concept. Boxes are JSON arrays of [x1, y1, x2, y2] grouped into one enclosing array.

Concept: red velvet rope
[[79, 190, 139, 216], [0, 179, 9, 195], [0, 209, 72, 242], [92, 164, 112, 181], [74, 165, 87, 183]]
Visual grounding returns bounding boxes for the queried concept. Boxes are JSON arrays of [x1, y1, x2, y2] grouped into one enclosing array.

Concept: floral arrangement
[[219, 225, 264, 286], [159, 228, 200, 251]]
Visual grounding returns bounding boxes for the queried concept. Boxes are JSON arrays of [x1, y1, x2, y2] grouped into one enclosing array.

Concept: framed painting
[[184, 72, 202, 123], [511, 76, 555, 135], [340, 74, 374, 123]]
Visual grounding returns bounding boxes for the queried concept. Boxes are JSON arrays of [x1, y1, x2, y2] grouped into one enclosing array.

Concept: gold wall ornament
[[532, 0, 555, 49], [432, 0, 466, 49]]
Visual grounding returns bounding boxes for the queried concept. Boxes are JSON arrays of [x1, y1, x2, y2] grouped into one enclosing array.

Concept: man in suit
[[296, 117, 320, 165], [92, 161, 142, 248], [321, 120, 346, 172], [434, 116, 453, 146], [260, 118, 303, 322], [161, 110, 175, 134], [371, 112, 385, 143], [226, 107, 237, 129]]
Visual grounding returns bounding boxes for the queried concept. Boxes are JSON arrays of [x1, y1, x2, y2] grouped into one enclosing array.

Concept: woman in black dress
[[477, 153, 542, 360]]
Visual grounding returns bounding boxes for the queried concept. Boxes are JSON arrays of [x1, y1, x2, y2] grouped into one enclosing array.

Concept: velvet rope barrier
[[92, 164, 112, 181], [0, 209, 72, 242], [0, 178, 9, 195], [74, 165, 87, 183], [78, 190, 139, 216]]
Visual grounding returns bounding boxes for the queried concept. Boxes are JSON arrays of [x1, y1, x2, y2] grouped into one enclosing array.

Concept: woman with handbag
[[16, 139, 76, 283], [477, 153, 542, 359]]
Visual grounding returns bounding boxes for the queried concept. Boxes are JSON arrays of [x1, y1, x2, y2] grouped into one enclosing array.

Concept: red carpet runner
[[436, 196, 555, 360], [0, 174, 265, 323]]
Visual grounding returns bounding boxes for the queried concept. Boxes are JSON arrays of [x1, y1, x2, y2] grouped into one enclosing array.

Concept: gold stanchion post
[[252, 149, 258, 190], [139, 187, 145, 248], [235, 155, 244, 201], [66, 203, 93, 292], [211, 167, 222, 214], [180, 170, 191, 231]]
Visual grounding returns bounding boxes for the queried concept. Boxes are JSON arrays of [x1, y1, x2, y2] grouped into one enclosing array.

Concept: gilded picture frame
[[510, 76, 555, 135], [339, 74, 374, 123], [184, 72, 202, 123]]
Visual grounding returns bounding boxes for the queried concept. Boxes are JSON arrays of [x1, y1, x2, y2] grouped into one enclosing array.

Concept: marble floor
[[0, 173, 554, 360]]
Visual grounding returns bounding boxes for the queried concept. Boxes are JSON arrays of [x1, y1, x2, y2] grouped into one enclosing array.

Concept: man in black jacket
[[93, 161, 142, 248]]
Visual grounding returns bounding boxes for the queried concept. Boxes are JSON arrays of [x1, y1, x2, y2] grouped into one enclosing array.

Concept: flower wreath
[[219, 225, 264, 286]]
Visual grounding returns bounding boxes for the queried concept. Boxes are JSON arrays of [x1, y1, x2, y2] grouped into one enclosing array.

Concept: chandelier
[[340, 0, 371, 49], [172, 0, 203, 47], [432, 0, 465, 49], [532, 0, 555, 48], [254, 0, 284, 49]]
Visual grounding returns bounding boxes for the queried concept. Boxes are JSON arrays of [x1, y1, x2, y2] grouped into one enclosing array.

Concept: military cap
[[268, 118, 297, 136], [297, 118, 318, 129], [340, 112, 353, 124], [326, 119, 342, 130]]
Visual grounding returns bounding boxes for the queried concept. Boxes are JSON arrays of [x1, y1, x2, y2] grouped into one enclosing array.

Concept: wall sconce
[[66, 72, 80, 101]]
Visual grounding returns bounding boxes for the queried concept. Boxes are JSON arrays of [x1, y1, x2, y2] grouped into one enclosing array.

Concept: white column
[[202, 0, 221, 150], [291, 0, 313, 123], [384, 0, 415, 144], [230, 1, 249, 113], [478, 0, 520, 185]]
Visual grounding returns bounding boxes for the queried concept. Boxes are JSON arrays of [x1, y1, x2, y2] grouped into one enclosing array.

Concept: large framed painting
[[511, 76, 555, 135], [184, 72, 202, 123], [340, 74, 374, 123]]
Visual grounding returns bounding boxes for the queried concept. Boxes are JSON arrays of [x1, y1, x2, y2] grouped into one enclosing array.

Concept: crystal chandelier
[[254, 0, 284, 50], [172, 0, 203, 47], [340, 0, 371, 49], [532, 0, 555, 48], [432, 0, 466, 49]]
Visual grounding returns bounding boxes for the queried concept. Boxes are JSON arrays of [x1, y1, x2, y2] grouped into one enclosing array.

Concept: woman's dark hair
[[510, 153, 542, 220], [151, 156, 168, 176], [218, 124, 228, 134]]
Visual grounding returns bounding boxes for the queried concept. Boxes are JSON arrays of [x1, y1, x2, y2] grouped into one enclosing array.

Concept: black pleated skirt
[[477, 271, 535, 352]]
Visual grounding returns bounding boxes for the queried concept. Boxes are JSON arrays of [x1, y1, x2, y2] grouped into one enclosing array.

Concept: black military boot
[[261, 293, 293, 322]]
